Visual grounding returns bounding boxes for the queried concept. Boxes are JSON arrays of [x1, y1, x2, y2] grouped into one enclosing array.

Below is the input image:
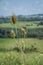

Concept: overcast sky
[[0, 0, 43, 16]]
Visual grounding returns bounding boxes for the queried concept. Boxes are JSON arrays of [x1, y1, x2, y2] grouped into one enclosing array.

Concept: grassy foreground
[[0, 38, 43, 65]]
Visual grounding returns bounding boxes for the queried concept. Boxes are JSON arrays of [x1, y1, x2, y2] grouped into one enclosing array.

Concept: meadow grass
[[0, 38, 43, 65], [0, 38, 43, 52]]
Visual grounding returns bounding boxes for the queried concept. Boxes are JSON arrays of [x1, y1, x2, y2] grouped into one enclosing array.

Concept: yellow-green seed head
[[12, 15, 17, 24], [10, 30, 16, 38]]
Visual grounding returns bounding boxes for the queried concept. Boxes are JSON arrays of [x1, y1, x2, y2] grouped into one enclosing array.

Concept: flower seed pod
[[10, 30, 16, 38], [21, 28, 26, 35], [12, 15, 17, 24]]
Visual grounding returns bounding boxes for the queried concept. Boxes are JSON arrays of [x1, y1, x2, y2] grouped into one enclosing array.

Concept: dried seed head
[[12, 15, 17, 24], [10, 30, 16, 38], [21, 28, 27, 35]]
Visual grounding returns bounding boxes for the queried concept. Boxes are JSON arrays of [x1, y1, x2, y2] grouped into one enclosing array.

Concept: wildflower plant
[[11, 14, 27, 65], [12, 15, 17, 24], [21, 28, 27, 38], [10, 30, 16, 38], [20, 28, 27, 65], [12, 15, 17, 36]]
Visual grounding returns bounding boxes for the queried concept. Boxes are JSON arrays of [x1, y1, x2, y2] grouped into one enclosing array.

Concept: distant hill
[[0, 16, 12, 23], [0, 14, 43, 23], [17, 14, 43, 21]]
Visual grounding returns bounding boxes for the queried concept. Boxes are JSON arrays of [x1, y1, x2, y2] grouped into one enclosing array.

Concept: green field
[[0, 21, 43, 29], [0, 21, 43, 65]]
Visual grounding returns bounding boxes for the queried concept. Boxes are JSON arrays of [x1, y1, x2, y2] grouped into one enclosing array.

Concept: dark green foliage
[[0, 28, 43, 38], [13, 47, 20, 52], [27, 28, 43, 38], [0, 17, 11, 23], [29, 45, 37, 52], [38, 21, 43, 25]]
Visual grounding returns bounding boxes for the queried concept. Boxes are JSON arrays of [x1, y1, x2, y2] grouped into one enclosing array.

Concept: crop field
[[0, 21, 43, 65]]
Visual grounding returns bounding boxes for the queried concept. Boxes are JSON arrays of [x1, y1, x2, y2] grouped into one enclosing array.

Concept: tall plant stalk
[[12, 15, 27, 65], [19, 28, 27, 65], [12, 15, 17, 37]]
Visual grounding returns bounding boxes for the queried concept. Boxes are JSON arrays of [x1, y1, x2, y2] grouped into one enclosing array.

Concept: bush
[[38, 21, 43, 25], [29, 45, 37, 52], [0, 28, 43, 38]]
